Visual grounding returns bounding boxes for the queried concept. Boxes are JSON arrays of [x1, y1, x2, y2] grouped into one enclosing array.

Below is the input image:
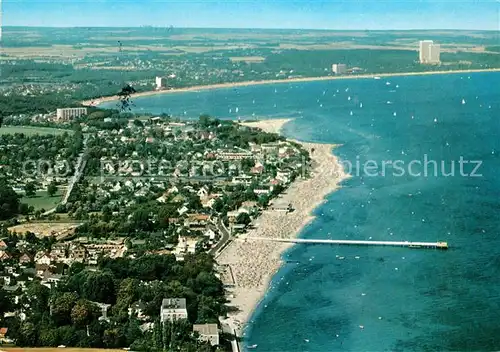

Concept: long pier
[[246, 237, 448, 250]]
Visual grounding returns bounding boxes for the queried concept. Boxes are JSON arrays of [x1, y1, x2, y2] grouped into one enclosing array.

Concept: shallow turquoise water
[[102, 72, 500, 351]]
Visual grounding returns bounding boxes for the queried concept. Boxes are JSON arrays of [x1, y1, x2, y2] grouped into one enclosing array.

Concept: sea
[[100, 71, 500, 351]]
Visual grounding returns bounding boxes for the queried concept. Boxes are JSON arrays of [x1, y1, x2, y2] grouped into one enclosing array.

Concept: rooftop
[[161, 298, 187, 310], [193, 323, 218, 336]]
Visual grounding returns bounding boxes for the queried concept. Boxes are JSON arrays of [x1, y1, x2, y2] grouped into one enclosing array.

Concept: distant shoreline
[[82, 68, 500, 107]]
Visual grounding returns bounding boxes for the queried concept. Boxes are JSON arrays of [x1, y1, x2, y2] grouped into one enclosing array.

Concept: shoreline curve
[[216, 118, 350, 342], [82, 68, 500, 107]]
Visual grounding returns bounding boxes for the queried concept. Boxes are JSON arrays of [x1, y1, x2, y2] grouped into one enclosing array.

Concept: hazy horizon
[[4, 26, 499, 32], [3, 0, 500, 31]]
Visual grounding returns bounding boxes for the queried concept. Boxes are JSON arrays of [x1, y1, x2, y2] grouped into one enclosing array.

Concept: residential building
[[155, 76, 167, 90], [174, 236, 198, 261], [56, 107, 88, 121], [160, 298, 188, 323], [193, 324, 219, 346], [217, 151, 253, 161], [332, 64, 348, 75], [419, 40, 441, 64], [270, 199, 292, 212]]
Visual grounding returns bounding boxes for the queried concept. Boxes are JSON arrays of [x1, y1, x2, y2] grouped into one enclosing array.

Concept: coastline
[[217, 118, 350, 339], [82, 68, 500, 106]]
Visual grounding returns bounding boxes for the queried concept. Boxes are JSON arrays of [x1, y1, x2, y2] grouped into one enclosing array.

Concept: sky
[[3, 0, 500, 30]]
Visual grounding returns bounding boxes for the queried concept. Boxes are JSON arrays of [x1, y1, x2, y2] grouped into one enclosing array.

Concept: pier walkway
[[246, 237, 448, 249]]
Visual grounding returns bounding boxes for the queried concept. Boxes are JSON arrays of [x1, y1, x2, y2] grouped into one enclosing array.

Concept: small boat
[[247, 344, 258, 349], [350, 111, 353, 116], [386, 82, 391, 85], [359, 325, 364, 329], [355, 256, 360, 259], [462, 99, 466, 105], [386, 101, 392, 104], [374, 76, 381, 80], [304, 339, 310, 342], [393, 112, 397, 116], [434, 118, 438, 123], [235, 107, 239, 113], [360, 103, 363, 108], [348, 96, 351, 101], [338, 256, 345, 260]]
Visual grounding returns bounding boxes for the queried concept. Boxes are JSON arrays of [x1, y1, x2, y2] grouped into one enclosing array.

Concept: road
[[209, 218, 231, 256], [43, 135, 88, 216]]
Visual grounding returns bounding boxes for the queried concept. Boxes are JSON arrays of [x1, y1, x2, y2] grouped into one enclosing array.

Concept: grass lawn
[[0, 126, 71, 136], [21, 190, 63, 211]]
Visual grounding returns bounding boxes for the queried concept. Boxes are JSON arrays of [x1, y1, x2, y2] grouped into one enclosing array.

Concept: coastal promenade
[[216, 118, 350, 338]]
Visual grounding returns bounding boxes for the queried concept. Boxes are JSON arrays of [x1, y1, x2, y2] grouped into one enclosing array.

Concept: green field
[[21, 190, 63, 211], [0, 126, 71, 136]]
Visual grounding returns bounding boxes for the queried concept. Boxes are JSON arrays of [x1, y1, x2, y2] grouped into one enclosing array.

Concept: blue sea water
[[101, 72, 500, 351]]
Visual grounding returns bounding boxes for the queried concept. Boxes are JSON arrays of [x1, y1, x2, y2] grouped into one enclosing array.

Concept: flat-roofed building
[[160, 298, 188, 323], [56, 107, 88, 121], [193, 323, 219, 346], [332, 64, 348, 75]]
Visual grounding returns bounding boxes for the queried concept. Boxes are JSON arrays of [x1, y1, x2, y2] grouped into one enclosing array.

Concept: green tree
[[19, 322, 37, 346], [236, 212, 251, 225], [39, 328, 59, 347], [24, 182, 37, 198], [0, 182, 20, 220], [83, 270, 116, 304], [71, 299, 96, 326], [47, 182, 58, 197], [51, 292, 78, 325]]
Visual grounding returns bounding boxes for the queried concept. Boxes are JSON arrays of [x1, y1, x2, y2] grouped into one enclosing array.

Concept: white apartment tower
[[419, 40, 441, 64], [155, 76, 166, 90]]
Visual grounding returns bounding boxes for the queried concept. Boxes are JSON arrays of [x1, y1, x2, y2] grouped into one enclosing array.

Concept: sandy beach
[[82, 68, 500, 107], [216, 118, 350, 337]]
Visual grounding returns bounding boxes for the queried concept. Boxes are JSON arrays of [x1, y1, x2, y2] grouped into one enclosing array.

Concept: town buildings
[[419, 40, 441, 64]]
